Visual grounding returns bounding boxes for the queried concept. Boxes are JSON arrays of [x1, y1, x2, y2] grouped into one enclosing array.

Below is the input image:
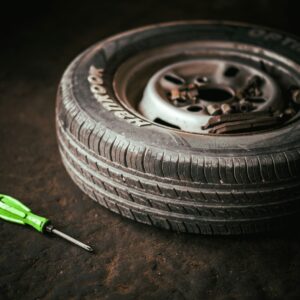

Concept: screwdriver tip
[[46, 225, 94, 253], [86, 246, 94, 252]]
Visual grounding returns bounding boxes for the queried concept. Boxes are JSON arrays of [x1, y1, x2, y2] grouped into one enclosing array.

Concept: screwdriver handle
[[0, 194, 49, 232]]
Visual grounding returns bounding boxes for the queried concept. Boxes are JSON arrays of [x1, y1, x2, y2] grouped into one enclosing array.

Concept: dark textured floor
[[1, 1, 300, 299]]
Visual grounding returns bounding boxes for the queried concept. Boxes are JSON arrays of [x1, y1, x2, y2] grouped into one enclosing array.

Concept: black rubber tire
[[56, 21, 300, 235]]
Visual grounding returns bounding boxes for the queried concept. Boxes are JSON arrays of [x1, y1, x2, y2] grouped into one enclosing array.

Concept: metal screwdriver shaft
[[0, 194, 94, 253], [45, 225, 93, 252]]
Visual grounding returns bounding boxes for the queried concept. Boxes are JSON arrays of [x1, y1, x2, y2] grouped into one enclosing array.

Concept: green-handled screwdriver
[[0, 194, 93, 252]]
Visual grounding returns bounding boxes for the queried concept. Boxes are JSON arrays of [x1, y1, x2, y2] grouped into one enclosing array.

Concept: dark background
[[1, 1, 300, 299]]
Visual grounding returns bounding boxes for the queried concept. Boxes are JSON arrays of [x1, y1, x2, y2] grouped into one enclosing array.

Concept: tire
[[56, 21, 300, 235]]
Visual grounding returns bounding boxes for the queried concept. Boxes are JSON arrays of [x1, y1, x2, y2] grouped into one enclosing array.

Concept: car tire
[[56, 21, 300, 234]]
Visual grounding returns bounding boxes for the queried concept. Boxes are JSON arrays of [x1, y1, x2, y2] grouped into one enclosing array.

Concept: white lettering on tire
[[88, 66, 150, 127]]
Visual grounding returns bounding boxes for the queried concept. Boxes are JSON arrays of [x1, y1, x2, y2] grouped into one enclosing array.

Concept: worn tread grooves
[[61, 150, 297, 226], [58, 126, 298, 197], [59, 137, 300, 220]]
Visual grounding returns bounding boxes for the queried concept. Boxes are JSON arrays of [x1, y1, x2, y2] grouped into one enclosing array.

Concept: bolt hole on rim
[[187, 105, 203, 112], [224, 66, 240, 77]]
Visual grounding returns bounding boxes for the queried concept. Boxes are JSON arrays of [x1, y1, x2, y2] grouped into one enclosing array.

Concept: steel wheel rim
[[114, 40, 300, 134]]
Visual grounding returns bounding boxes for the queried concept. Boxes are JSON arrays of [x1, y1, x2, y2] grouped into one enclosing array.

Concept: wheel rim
[[114, 40, 300, 134]]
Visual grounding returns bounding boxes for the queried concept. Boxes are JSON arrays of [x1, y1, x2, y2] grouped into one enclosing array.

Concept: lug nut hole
[[224, 66, 239, 77], [187, 106, 202, 112]]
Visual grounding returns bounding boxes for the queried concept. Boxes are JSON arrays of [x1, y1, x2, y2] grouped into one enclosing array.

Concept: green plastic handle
[[0, 194, 49, 232]]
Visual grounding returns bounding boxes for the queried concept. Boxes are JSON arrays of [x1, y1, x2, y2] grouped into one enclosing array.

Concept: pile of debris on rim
[[167, 74, 298, 134]]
